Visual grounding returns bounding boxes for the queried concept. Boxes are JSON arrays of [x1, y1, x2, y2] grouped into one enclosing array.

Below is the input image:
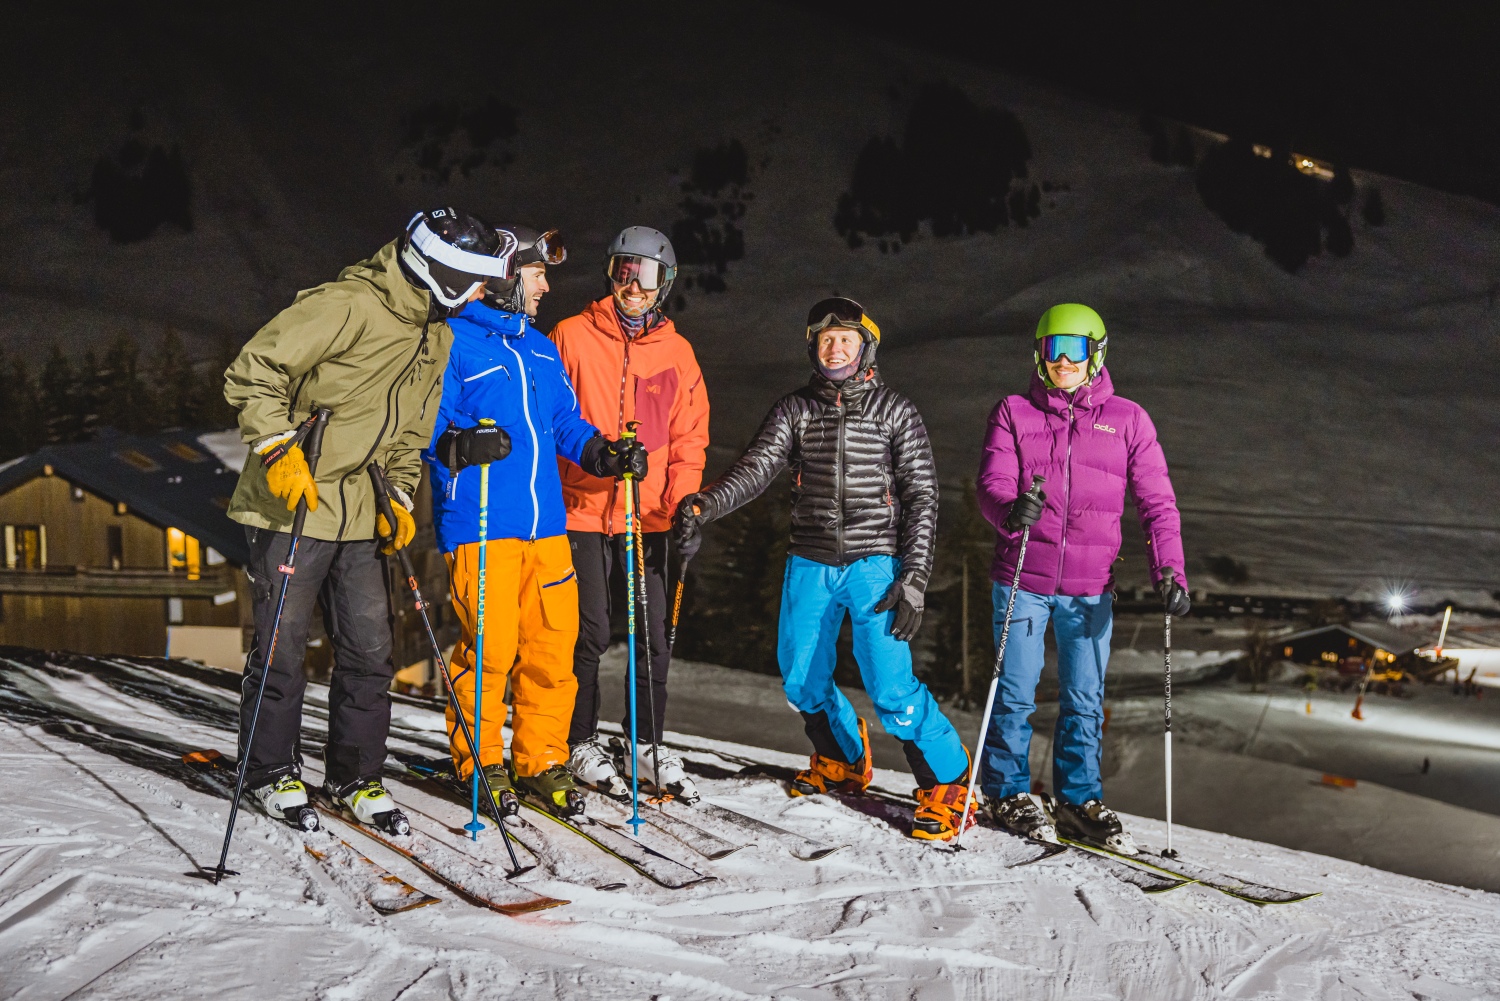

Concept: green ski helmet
[[1034, 303, 1108, 386]]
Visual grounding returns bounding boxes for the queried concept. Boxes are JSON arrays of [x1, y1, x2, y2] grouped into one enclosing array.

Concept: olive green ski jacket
[[225, 240, 452, 542]]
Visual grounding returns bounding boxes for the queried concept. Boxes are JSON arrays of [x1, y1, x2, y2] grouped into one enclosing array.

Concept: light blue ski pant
[[777, 554, 968, 787], [980, 585, 1113, 805]]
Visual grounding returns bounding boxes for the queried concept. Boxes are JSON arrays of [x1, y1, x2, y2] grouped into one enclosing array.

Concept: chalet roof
[[1279, 621, 1424, 655], [0, 428, 248, 566]]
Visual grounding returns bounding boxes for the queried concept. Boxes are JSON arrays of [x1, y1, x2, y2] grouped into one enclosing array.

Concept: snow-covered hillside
[[2, 4, 1498, 600], [3, 652, 1499, 1000]]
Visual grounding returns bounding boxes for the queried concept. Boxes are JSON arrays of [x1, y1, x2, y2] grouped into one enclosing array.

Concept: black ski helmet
[[399, 208, 517, 313], [805, 296, 881, 372], [485, 224, 566, 313]]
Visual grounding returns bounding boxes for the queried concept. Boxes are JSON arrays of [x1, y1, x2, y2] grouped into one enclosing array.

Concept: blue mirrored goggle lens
[[1040, 334, 1094, 364]]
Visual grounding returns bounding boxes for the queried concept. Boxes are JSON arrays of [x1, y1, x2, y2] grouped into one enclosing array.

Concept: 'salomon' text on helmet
[[400, 208, 517, 312]]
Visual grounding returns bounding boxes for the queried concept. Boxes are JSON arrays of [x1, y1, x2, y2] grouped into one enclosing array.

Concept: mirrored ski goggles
[[524, 229, 567, 266], [1039, 333, 1104, 364], [805, 297, 881, 342], [606, 254, 674, 290]]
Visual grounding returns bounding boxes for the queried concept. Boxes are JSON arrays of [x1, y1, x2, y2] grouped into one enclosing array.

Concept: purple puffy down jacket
[[977, 368, 1187, 597]]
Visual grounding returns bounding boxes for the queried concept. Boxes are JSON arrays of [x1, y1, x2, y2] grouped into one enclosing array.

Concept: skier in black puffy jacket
[[672, 297, 973, 841]]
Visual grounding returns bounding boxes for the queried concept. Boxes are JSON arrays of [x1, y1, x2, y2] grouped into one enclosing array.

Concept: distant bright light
[[1386, 591, 1409, 614]]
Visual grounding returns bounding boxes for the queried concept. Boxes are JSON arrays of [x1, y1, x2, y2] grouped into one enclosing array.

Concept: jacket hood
[[453, 299, 530, 338], [583, 296, 676, 344], [337, 239, 432, 327], [1027, 366, 1114, 416]]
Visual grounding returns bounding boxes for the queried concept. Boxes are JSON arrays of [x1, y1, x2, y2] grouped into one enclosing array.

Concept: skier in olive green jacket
[[223, 208, 519, 834]]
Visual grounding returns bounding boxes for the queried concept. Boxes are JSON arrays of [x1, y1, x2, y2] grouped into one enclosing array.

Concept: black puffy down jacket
[[698, 367, 939, 588]]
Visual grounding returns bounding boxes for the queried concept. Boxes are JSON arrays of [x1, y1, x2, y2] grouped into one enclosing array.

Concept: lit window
[[166, 527, 201, 580]]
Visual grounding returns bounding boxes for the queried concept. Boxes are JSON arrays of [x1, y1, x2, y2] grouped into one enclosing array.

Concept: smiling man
[[549, 227, 710, 802], [671, 297, 974, 841]]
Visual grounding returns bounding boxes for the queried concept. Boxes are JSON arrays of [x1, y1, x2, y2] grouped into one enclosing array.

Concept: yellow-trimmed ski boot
[[911, 780, 977, 842], [328, 778, 411, 836], [480, 763, 521, 820], [790, 718, 874, 797], [514, 764, 587, 821], [251, 774, 319, 832]]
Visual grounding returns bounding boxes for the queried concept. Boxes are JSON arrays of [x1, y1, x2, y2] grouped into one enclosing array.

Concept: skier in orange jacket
[[549, 226, 710, 801]]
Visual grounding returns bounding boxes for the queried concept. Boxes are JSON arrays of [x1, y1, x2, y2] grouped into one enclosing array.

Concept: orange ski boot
[[790, 718, 874, 797], [910, 779, 978, 841]]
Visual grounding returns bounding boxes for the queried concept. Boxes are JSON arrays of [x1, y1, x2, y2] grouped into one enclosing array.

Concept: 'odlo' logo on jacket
[[1094, 423, 1117, 434]]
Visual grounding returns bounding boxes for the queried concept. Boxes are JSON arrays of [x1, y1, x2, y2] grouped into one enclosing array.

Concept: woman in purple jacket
[[976, 303, 1190, 854]]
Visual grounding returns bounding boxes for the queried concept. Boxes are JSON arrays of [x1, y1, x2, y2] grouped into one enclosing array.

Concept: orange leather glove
[[262, 444, 318, 513], [375, 504, 415, 555]]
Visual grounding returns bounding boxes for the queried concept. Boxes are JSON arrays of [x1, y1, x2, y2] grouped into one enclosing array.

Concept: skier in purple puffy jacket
[[976, 303, 1189, 854]]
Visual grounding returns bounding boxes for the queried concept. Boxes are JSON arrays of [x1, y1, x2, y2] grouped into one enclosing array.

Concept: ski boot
[[631, 741, 700, 805], [910, 779, 977, 842], [326, 778, 411, 836], [986, 792, 1059, 844], [570, 737, 629, 801], [514, 764, 587, 821], [789, 718, 873, 797], [480, 763, 521, 820], [1050, 796, 1137, 855], [251, 774, 319, 832]]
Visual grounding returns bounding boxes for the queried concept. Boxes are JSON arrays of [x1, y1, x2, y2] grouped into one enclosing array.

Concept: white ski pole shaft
[[952, 474, 1043, 851], [1163, 577, 1175, 858]]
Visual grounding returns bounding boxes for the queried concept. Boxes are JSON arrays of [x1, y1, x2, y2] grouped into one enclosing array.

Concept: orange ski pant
[[444, 535, 579, 780]]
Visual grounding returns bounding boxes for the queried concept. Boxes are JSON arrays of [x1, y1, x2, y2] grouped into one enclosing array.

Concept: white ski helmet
[[486, 224, 566, 314], [605, 226, 677, 316], [400, 208, 518, 313]]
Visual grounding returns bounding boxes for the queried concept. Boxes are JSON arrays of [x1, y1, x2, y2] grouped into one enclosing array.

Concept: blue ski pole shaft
[[467, 442, 493, 840], [211, 408, 331, 882], [622, 422, 642, 833]]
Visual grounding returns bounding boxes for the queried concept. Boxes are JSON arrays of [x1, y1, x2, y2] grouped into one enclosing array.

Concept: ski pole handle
[[621, 420, 641, 482], [288, 408, 332, 538], [368, 463, 422, 598]]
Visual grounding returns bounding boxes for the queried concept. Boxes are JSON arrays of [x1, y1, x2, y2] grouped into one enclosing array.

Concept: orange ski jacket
[[549, 298, 710, 535]]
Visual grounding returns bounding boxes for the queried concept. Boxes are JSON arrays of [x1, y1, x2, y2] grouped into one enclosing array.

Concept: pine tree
[[0, 349, 44, 461], [95, 333, 154, 434], [41, 345, 83, 443], [151, 327, 201, 428]]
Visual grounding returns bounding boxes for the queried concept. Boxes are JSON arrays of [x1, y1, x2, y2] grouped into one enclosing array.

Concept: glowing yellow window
[[166, 527, 201, 580]]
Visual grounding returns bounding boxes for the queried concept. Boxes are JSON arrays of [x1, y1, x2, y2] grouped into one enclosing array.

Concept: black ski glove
[[1160, 573, 1191, 617], [874, 579, 925, 642], [436, 422, 512, 475], [672, 492, 710, 560], [1003, 487, 1047, 532], [579, 435, 649, 480]]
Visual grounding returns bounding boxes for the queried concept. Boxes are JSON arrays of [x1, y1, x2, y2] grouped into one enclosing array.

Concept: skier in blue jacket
[[420, 225, 645, 819]]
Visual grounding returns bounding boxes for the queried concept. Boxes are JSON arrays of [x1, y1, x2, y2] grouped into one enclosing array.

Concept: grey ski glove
[[874, 580, 925, 642]]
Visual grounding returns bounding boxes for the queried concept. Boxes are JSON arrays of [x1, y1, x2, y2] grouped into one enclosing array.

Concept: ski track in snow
[[2, 659, 1499, 1000]]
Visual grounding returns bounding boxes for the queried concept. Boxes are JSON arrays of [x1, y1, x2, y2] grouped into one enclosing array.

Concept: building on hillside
[[0, 428, 452, 688], [1278, 621, 1424, 674], [0, 428, 250, 665]]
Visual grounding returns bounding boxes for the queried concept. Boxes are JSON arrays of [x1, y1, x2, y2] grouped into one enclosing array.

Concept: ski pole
[[668, 551, 691, 656], [1163, 569, 1177, 859], [467, 418, 497, 840], [632, 483, 663, 803], [367, 464, 529, 877], [621, 422, 644, 833], [951, 475, 1044, 852], [210, 407, 331, 883]]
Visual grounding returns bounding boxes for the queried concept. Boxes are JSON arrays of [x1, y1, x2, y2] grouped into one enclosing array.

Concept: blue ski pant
[[980, 586, 1113, 805], [778, 554, 968, 787]]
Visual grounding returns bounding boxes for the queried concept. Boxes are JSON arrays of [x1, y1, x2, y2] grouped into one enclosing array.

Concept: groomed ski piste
[[4, 650, 1499, 1000]]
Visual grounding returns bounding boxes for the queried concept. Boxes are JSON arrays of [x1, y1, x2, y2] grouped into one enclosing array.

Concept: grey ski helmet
[[486, 224, 566, 314], [605, 226, 677, 316], [399, 208, 517, 313]]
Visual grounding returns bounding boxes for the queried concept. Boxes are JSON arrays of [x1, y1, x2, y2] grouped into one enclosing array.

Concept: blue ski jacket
[[424, 301, 599, 552]]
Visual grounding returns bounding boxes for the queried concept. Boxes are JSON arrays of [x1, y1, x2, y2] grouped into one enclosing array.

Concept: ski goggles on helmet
[[1039, 333, 1104, 364], [606, 253, 674, 290], [521, 228, 567, 267], [805, 296, 881, 342]]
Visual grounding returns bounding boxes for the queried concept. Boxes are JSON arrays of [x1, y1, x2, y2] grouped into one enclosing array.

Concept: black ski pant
[[568, 530, 671, 745], [239, 527, 395, 791]]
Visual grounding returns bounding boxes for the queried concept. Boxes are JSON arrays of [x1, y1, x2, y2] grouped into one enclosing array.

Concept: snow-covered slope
[[3, 3, 1497, 598], [4, 652, 1499, 999]]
